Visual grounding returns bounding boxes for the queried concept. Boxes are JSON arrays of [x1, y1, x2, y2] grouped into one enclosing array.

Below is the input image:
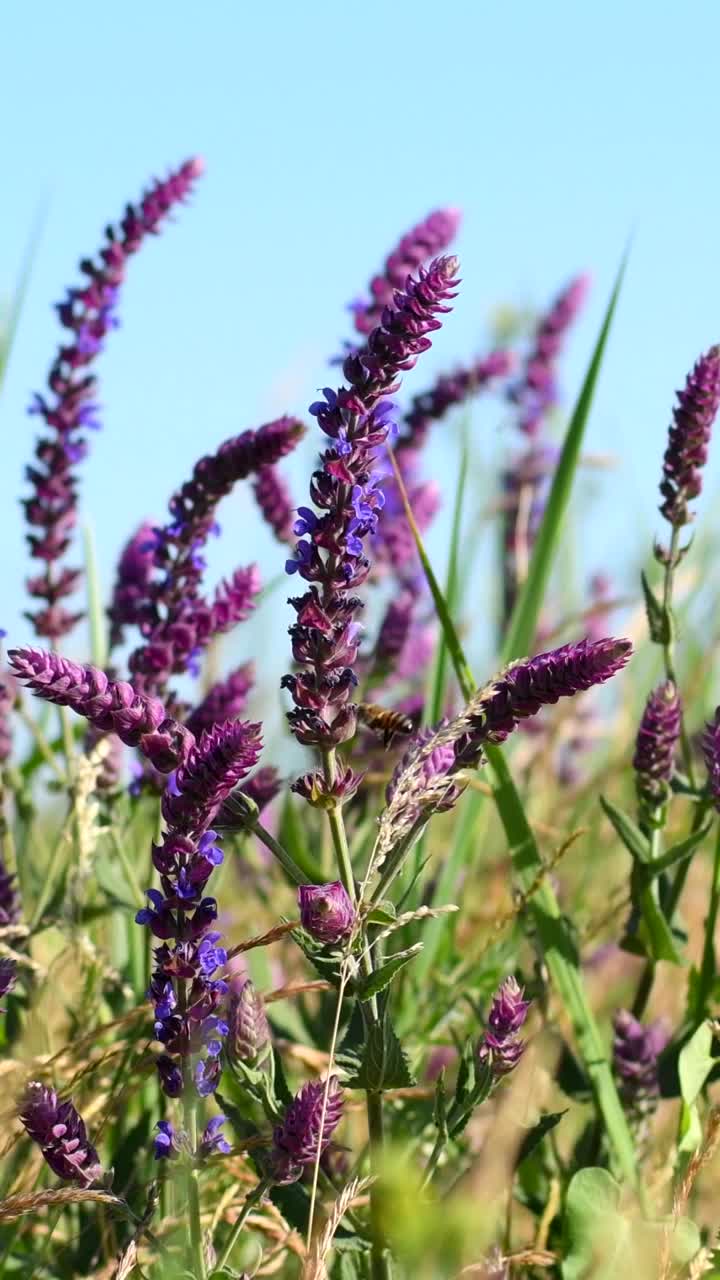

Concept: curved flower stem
[[217, 1177, 271, 1272]]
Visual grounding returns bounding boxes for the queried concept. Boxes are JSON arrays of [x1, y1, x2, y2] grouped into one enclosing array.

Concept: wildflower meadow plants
[[2, 159, 720, 1280]]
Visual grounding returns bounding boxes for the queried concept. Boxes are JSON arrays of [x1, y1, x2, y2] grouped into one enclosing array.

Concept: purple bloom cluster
[[659, 346, 720, 528], [349, 208, 460, 339], [500, 442, 559, 623], [252, 465, 296, 543], [298, 881, 356, 944], [283, 256, 459, 772], [20, 1083, 104, 1185], [478, 977, 530, 1078], [399, 349, 515, 453], [702, 708, 720, 811], [153, 1114, 231, 1160], [9, 649, 195, 774], [507, 274, 590, 437], [457, 637, 632, 758], [633, 682, 681, 818], [107, 521, 157, 648], [139, 719, 262, 1097], [270, 1076, 344, 1184], [128, 418, 303, 697], [612, 1009, 669, 1108], [24, 158, 203, 641], [185, 662, 255, 739]]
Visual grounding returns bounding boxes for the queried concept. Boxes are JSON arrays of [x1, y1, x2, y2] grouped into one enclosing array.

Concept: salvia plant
[[1, 157, 720, 1280]]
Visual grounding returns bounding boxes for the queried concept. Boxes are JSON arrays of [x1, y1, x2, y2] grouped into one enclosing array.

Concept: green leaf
[[277, 792, 325, 883], [679, 1020, 715, 1107], [365, 904, 397, 926], [562, 1167, 626, 1280], [600, 795, 652, 865], [346, 1012, 415, 1090], [651, 823, 713, 875], [637, 881, 682, 964], [640, 569, 672, 645], [356, 945, 422, 1001], [426, 428, 469, 727], [515, 1110, 567, 1168], [504, 250, 628, 660]]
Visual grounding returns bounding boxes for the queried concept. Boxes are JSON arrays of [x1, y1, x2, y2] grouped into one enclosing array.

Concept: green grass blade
[[0, 204, 46, 398], [426, 427, 470, 727], [391, 417, 640, 1188], [502, 248, 628, 662]]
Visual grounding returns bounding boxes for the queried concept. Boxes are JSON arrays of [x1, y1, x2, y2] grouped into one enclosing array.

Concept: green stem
[[321, 747, 391, 1279], [217, 1178, 271, 1272], [695, 822, 720, 1017], [250, 819, 314, 885], [661, 525, 695, 785]]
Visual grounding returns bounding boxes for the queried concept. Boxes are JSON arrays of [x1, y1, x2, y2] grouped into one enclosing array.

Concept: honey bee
[[356, 702, 414, 748]]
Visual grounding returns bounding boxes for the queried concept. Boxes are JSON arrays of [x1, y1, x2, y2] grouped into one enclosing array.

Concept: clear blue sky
[[2, 1, 720, 690]]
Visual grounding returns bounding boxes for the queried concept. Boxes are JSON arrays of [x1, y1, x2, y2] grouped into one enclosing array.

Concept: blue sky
[[2, 2, 720, 693]]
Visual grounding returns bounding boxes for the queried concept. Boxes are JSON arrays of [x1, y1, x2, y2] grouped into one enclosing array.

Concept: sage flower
[[612, 1009, 669, 1108], [507, 273, 589, 437], [20, 1083, 104, 1185], [24, 158, 203, 640], [349, 207, 460, 338], [298, 881, 356, 944], [659, 346, 720, 527], [633, 682, 681, 819], [478, 977, 530, 1078], [270, 1076, 344, 1184]]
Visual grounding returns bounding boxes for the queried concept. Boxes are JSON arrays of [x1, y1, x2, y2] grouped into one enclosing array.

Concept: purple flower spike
[[702, 708, 720, 811], [613, 1009, 669, 1108], [8, 648, 195, 774], [0, 670, 17, 764], [633, 682, 681, 818], [108, 521, 158, 647], [478, 977, 530, 1078], [284, 255, 459, 761], [23, 158, 203, 640], [350, 207, 461, 338], [129, 417, 303, 697], [508, 274, 590, 437], [19, 1083, 105, 1185], [185, 663, 255, 738], [459, 637, 632, 755], [0, 848, 21, 928], [161, 719, 263, 836], [252, 466, 296, 543], [240, 765, 282, 813], [270, 1076, 344, 1184], [659, 346, 720, 528], [400, 349, 515, 453], [298, 881, 356, 945]]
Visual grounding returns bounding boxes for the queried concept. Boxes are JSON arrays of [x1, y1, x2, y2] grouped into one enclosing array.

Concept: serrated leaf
[[641, 569, 673, 644], [365, 905, 397, 926], [356, 946, 422, 1001], [346, 1013, 415, 1090], [600, 795, 652, 865]]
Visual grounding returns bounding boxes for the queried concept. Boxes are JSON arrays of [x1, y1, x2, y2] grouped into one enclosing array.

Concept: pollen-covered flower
[[633, 682, 681, 819], [270, 1076, 344, 1184], [19, 1083, 104, 1185], [660, 346, 720, 527], [298, 881, 356, 944], [24, 158, 203, 640], [478, 977, 530, 1078]]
